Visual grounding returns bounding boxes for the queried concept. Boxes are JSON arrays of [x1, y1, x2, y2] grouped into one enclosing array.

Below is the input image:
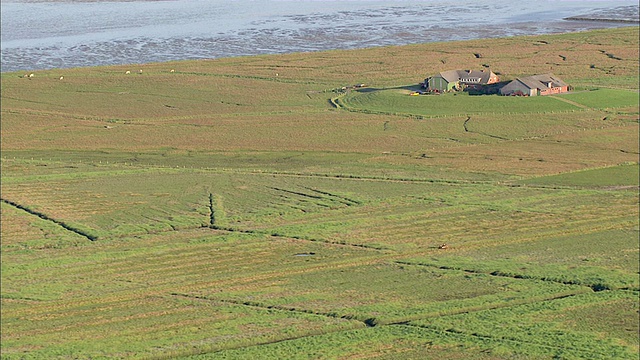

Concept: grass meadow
[[1, 27, 638, 359]]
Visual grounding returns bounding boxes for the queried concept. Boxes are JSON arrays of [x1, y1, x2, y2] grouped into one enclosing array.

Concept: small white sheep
[[125, 70, 131, 74]]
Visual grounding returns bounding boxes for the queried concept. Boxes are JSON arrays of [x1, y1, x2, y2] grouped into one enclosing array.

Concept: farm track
[[549, 95, 592, 109]]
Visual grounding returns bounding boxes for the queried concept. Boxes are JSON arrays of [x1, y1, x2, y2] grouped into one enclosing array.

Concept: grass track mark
[[393, 321, 623, 359], [301, 186, 362, 206], [0, 198, 97, 241], [463, 116, 510, 141], [154, 295, 366, 359], [385, 289, 587, 326], [395, 260, 619, 291], [268, 186, 324, 200], [549, 95, 591, 109], [171, 293, 374, 326], [276, 233, 392, 251], [208, 224, 390, 251], [269, 186, 362, 209]]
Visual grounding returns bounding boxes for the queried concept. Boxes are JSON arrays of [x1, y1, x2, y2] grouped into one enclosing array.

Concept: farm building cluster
[[422, 69, 570, 96]]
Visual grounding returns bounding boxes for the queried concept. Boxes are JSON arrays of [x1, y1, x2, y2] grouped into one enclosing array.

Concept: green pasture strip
[[1, 233, 382, 358], [1, 153, 504, 185], [399, 255, 638, 291], [571, 76, 640, 90], [338, 88, 582, 117], [0, 167, 498, 242], [0, 296, 360, 360], [409, 290, 639, 359], [451, 228, 640, 280], [260, 183, 637, 251], [0, 165, 186, 184], [521, 163, 640, 188], [2, 162, 634, 250], [1, 230, 379, 303], [191, 260, 588, 327], [557, 88, 640, 109], [188, 324, 547, 360], [457, 110, 629, 141]]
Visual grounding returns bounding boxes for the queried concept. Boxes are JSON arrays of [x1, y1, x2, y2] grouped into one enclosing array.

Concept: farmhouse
[[424, 69, 499, 92], [500, 74, 569, 96]]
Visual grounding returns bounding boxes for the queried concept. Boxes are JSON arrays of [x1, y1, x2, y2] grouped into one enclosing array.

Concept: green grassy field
[[1, 27, 639, 359]]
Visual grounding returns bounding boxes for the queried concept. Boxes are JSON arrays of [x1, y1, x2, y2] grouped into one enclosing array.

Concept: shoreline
[[564, 17, 639, 24], [1, 26, 638, 75], [2, 1, 639, 73]]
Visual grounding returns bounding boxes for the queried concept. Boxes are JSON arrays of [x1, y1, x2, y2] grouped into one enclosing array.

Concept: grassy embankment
[[1, 27, 638, 359]]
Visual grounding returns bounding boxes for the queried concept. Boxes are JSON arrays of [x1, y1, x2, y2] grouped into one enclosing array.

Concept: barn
[[500, 74, 569, 96], [424, 69, 499, 92]]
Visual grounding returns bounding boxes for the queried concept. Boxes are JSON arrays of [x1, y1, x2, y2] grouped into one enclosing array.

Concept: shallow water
[[1, 0, 638, 72]]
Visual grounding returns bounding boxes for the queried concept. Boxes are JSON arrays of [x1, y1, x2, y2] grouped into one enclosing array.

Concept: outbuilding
[[424, 69, 499, 92], [500, 74, 569, 96]]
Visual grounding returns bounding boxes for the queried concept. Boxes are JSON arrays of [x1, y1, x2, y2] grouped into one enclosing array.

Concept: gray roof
[[518, 77, 547, 91], [517, 73, 568, 90], [439, 69, 462, 83], [456, 69, 492, 83], [435, 69, 496, 84]]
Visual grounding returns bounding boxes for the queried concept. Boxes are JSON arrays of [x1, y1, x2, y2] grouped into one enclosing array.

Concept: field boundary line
[[148, 300, 365, 360], [171, 293, 374, 326], [395, 260, 629, 291], [392, 320, 628, 359], [383, 288, 591, 326], [210, 225, 392, 252], [0, 160, 485, 186], [0, 197, 97, 241]]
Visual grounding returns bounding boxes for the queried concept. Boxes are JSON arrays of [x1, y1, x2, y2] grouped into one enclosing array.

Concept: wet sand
[[1, 1, 638, 72]]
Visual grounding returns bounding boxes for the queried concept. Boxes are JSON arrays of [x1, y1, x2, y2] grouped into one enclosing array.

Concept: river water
[[1, 0, 638, 72]]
